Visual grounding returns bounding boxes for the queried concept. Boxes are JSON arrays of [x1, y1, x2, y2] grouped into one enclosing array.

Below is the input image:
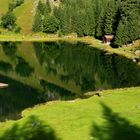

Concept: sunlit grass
[[0, 87, 140, 140], [14, 0, 37, 34], [0, 0, 8, 17]]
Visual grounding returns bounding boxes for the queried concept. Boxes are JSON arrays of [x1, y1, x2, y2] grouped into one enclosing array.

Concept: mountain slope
[[14, 0, 37, 34], [0, 0, 37, 34], [0, 0, 9, 17]]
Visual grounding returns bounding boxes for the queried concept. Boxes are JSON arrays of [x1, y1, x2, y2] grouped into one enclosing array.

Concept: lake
[[0, 41, 140, 121]]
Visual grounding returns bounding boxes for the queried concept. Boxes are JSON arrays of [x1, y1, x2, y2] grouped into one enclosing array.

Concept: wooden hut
[[102, 35, 114, 44]]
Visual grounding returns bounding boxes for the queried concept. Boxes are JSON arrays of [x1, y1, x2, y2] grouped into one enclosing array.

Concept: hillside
[[0, 87, 140, 140], [0, 0, 37, 34], [14, 0, 37, 34], [0, 0, 140, 47], [0, 0, 58, 34], [0, 1, 139, 139], [0, 0, 9, 16]]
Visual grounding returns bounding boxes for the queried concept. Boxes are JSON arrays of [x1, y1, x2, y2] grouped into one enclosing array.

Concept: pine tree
[[103, 0, 116, 34], [95, 10, 104, 38], [114, 19, 129, 46], [43, 15, 60, 33], [32, 11, 43, 32]]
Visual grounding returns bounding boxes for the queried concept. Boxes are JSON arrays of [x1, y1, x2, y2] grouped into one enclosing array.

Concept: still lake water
[[0, 41, 140, 121]]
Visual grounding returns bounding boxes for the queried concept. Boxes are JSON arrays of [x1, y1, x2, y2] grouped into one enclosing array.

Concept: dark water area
[[0, 75, 42, 121], [0, 41, 140, 121]]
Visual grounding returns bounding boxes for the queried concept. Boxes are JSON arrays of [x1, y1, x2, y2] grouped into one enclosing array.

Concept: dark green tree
[[43, 15, 60, 33], [103, 0, 116, 34], [1, 12, 16, 30], [32, 11, 43, 32], [114, 19, 128, 46]]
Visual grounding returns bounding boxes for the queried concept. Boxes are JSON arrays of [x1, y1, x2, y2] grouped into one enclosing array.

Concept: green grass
[[0, 0, 37, 34], [0, 0, 9, 17], [14, 0, 37, 34], [0, 87, 140, 140]]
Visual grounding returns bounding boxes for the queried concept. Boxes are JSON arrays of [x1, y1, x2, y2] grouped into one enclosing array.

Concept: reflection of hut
[[102, 35, 114, 44]]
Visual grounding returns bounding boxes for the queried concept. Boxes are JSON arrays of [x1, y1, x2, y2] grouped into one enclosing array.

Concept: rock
[[135, 50, 140, 57]]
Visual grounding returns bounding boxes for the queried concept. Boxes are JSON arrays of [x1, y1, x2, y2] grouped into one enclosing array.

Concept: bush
[[1, 12, 16, 30], [14, 26, 21, 33], [16, 0, 24, 6], [8, 0, 24, 11], [8, 2, 16, 11], [43, 15, 60, 33], [1, 12, 21, 32]]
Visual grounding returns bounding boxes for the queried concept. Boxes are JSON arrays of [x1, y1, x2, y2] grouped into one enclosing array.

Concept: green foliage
[[32, 11, 43, 32], [14, 25, 21, 33], [95, 11, 104, 38], [1, 12, 16, 30], [32, 0, 52, 32], [37, 0, 51, 15], [1, 11, 21, 32], [114, 20, 127, 46], [103, 0, 116, 34], [54, 0, 99, 36], [16, 0, 24, 7], [32, 0, 140, 46], [8, 0, 24, 11], [43, 15, 60, 33], [8, 2, 17, 11], [114, 0, 140, 46]]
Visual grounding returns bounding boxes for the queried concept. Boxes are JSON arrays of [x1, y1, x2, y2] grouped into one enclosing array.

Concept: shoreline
[[0, 34, 139, 64]]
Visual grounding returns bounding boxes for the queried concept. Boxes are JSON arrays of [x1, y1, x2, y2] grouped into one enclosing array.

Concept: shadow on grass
[[91, 103, 140, 140], [0, 115, 61, 140]]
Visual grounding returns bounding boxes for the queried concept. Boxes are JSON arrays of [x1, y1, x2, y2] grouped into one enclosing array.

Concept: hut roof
[[104, 35, 114, 39]]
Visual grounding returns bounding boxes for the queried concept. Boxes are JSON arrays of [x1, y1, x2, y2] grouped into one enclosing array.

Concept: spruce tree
[[95, 10, 104, 38], [32, 11, 43, 32], [103, 0, 116, 35], [114, 19, 129, 46]]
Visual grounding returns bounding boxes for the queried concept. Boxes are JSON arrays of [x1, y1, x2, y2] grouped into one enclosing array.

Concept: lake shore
[[0, 33, 139, 64]]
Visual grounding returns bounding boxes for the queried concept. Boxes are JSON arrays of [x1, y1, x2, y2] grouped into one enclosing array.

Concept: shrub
[[8, 2, 16, 11], [16, 0, 24, 6], [1, 12, 21, 32], [14, 26, 21, 33], [8, 0, 24, 11], [1, 12, 16, 30]]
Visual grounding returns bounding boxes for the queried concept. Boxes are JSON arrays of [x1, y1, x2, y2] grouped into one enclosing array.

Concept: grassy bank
[[0, 87, 140, 140]]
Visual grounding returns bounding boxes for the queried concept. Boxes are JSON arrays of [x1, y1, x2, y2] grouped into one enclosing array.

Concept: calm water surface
[[0, 41, 140, 121]]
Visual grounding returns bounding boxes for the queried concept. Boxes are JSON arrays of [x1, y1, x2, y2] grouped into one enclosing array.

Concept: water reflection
[[34, 41, 140, 92], [0, 41, 140, 121], [1, 42, 18, 59], [0, 75, 43, 122], [15, 57, 34, 77], [0, 60, 13, 72]]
